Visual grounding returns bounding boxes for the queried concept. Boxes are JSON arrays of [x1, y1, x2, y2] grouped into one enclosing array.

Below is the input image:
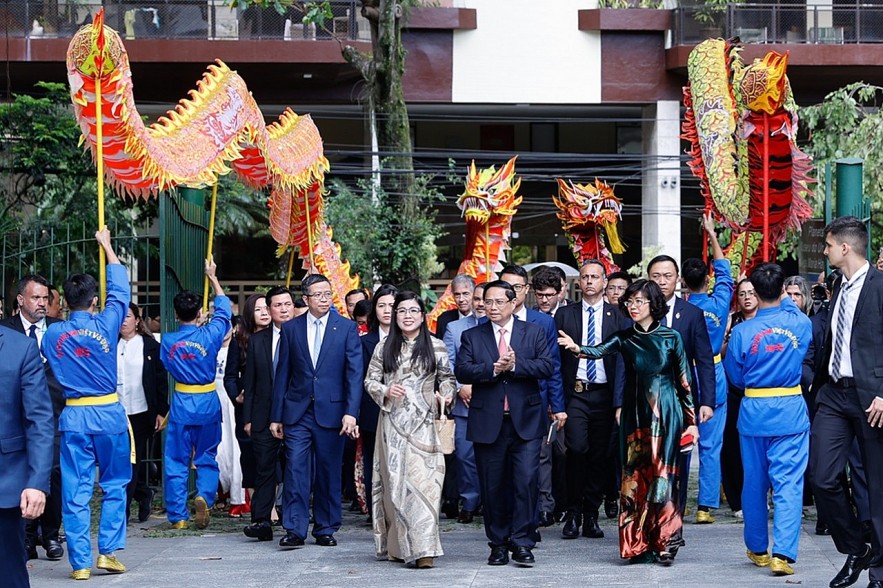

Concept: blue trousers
[[740, 431, 809, 561], [282, 406, 345, 539], [164, 421, 221, 523], [0, 507, 28, 588], [453, 414, 480, 512], [698, 363, 728, 508], [61, 430, 130, 571]]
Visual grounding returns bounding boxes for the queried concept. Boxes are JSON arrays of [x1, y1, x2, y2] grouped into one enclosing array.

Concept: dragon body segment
[[66, 12, 357, 312], [426, 157, 522, 333], [682, 39, 813, 275], [553, 178, 625, 274]]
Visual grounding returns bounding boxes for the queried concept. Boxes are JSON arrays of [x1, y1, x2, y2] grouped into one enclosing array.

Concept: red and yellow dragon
[[553, 177, 625, 273], [682, 39, 814, 276], [426, 157, 522, 333], [66, 10, 357, 311]]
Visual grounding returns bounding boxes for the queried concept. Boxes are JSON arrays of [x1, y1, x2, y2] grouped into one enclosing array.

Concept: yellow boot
[[70, 569, 91, 580], [747, 550, 771, 567], [696, 510, 715, 524], [770, 556, 794, 576], [96, 553, 126, 573], [170, 520, 189, 530], [194, 496, 211, 530]]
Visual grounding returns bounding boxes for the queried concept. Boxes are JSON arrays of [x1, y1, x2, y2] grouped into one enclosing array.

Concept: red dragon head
[[553, 178, 625, 273]]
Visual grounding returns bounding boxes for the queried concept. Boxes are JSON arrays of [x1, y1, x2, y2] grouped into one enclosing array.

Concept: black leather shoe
[[315, 534, 337, 547], [530, 529, 542, 543], [538, 510, 554, 527], [487, 546, 509, 566], [605, 498, 618, 519], [244, 521, 273, 541], [511, 546, 535, 567], [830, 547, 874, 588], [25, 542, 37, 561], [867, 581, 883, 588], [44, 539, 64, 560], [562, 512, 582, 539], [278, 532, 305, 549], [657, 551, 675, 566], [583, 516, 604, 538], [442, 500, 459, 520], [138, 488, 155, 523], [457, 509, 474, 524]]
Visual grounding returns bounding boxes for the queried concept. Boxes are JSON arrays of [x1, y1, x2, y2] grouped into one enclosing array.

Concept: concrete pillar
[[641, 100, 682, 267]]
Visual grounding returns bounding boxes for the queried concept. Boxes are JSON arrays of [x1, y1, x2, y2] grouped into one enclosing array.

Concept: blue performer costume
[[688, 258, 733, 511], [723, 296, 811, 565], [43, 264, 131, 574], [161, 294, 231, 525]]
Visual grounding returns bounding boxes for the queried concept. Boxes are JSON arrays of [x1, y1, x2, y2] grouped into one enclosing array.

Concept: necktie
[[586, 307, 597, 382], [498, 328, 509, 412], [832, 282, 851, 381], [312, 319, 323, 368], [28, 324, 37, 340], [272, 336, 280, 376]]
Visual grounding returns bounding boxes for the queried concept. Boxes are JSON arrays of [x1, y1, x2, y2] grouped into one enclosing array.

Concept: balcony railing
[[673, 4, 883, 45], [0, 0, 370, 41]]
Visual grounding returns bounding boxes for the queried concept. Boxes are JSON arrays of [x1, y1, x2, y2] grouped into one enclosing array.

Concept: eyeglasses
[[535, 292, 558, 299], [606, 285, 627, 293], [622, 299, 649, 308], [395, 307, 423, 316], [511, 284, 528, 292], [305, 292, 333, 300], [484, 299, 511, 308]]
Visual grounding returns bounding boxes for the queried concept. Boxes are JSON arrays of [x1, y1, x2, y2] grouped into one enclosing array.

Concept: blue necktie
[[312, 319, 323, 368], [272, 336, 280, 376], [28, 324, 37, 340], [831, 282, 851, 381], [586, 307, 597, 382]]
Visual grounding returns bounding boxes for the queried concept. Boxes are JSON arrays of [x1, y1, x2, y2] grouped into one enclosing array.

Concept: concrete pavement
[[27, 507, 855, 587]]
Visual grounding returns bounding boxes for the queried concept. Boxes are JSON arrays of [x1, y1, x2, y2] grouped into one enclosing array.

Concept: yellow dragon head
[[553, 178, 625, 255], [457, 157, 522, 226], [740, 50, 789, 115]]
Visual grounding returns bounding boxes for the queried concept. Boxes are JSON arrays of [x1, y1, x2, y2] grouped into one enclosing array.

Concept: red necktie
[[499, 328, 509, 412]]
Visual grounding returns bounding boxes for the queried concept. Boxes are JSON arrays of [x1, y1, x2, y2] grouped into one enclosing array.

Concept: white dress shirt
[[272, 325, 282, 363], [307, 312, 329, 363], [577, 298, 607, 384], [117, 335, 148, 415], [19, 315, 46, 352], [829, 261, 869, 379]]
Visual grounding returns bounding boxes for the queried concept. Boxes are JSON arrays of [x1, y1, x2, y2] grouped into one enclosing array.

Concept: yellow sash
[[174, 382, 215, 393], [744, 385, 801, 398]]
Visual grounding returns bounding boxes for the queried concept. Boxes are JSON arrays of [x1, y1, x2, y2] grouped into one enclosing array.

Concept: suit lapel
[[573, 302, 584, 346], [851, 268, 874, 331], [294, 315, 312, 372], [481, 322, 500, 360], [315, 313, 338, 371]]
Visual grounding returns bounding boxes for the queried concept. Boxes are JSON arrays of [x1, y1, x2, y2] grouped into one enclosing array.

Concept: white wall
[[452, 0, 601, 104]]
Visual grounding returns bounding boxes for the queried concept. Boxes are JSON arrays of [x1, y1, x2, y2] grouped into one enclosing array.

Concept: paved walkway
[[28, 507, 852, 587]]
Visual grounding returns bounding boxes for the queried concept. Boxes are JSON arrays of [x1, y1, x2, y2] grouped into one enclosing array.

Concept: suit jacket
[[522, 308, 566, 414], [455, 320, 554, 444], [670, 297, 716, 409], [271, 311, 363, 429], [434, 308, 461, 339], [443, 314, 480, 418], [0, 326, 54, 508], [138, 334, 169, 423], [555, 300, 627, 407], [241, 328, 275, 432], [359, 329, 382, 434], [812, 266, 883, 416], [0, 315, 64, 419], [801, 307, 828, 411]]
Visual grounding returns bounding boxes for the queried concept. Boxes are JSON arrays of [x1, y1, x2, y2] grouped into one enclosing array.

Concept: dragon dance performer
[[682, 213, 734, 524], [723, 263, 811, 577], [43, 228, 131, 580], [160, 259, 232, 530]]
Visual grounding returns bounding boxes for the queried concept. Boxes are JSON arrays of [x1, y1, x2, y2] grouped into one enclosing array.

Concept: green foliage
[[800, 82, 883, 253], [325, 171, 448, 290], [302, 1, 333, 27]]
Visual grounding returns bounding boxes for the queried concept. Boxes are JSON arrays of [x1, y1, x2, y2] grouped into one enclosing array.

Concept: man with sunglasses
[[270, 274, 362, 550]]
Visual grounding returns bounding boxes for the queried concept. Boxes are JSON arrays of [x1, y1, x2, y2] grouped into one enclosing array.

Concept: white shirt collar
[[492, 317, 515, 335], [514, 306, 527, 321]]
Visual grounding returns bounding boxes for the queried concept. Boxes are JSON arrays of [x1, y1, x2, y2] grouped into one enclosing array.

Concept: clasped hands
[[493, 350, 516, 376]]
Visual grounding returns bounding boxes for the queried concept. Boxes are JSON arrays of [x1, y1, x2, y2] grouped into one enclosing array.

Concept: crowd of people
[[3, 215, 883, 588]]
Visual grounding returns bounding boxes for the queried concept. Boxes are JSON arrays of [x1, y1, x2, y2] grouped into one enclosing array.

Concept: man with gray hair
[[435, 274, 476, 339]]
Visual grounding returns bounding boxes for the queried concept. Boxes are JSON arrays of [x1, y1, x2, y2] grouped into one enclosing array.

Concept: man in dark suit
[[243, 287, 294, 542], [456, 280, 564, 567], [434, 274, 476, 339], [270, 274, 362, 549], [648, 254, 715, 524], [555, 259, 626, 540], [809, 217, 883, 588], [0, 274, 65, 561], [0, 325, 54, 588]]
